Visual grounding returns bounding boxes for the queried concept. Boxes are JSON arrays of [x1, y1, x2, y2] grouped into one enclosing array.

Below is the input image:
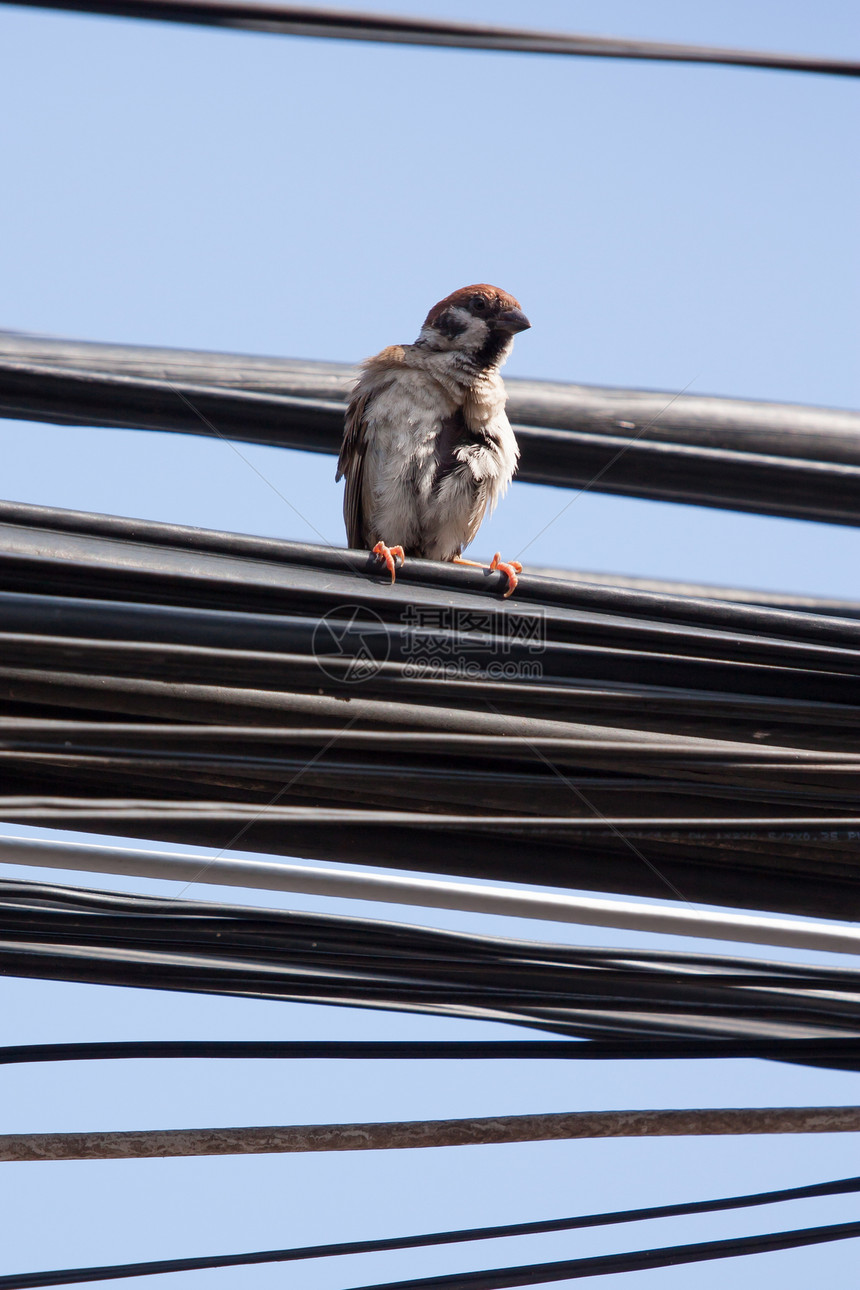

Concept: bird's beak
[[494, 308, 531, 334]]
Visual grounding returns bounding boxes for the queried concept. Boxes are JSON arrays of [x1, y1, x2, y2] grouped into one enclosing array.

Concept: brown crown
[[422, 284, 522, 329]]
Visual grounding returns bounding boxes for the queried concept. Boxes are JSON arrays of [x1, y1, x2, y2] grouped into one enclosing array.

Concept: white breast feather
[[354, 354, 519, 560]]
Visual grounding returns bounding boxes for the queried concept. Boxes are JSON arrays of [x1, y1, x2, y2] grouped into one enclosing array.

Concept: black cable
[[2, 1037, 860, 1067], [6, 495, 860, 644], [2, 499, 860, 917], [4, 1, 860, 78], [3, 335, 860, 525], [342, 1220, 860, 1290], [2, 1173, 859, 1288], [7, 330, 860, 470], [2, 878, 860, 1057], [2, 495, 860, 653], [4, 793, 860, 923]]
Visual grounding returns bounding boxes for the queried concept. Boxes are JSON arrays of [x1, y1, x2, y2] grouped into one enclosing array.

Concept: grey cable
[[2, 832, 859, 956]]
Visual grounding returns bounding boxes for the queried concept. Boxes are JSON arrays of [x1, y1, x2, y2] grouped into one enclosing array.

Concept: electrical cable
[[1, 1172, 860, 1287], [309, 1220, 860, 1290], [4, 1, 860, 78], [3, 334, 860, 524], [0, 17, 856, 1288], [3, 877, 860, 1055], [3, 1037, 860, 1068], [1, 499, 860, 918], [2, 832, 860, 957], [7, 1105, 860, 1161]]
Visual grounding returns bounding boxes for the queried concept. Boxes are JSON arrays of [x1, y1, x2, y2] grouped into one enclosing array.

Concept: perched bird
[[336, 284, 530, 597]]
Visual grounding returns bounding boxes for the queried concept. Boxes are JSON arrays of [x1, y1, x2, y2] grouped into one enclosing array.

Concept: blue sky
[[0, 1, 859, 1287]]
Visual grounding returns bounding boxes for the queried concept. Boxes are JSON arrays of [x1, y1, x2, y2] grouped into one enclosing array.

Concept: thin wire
[[6, 1, 860, 78], [168, 383, 341, 554], [527, 748, 688, 903], [483, 699, 688, 903], [2, 1172, 859, 1289], [515, 378, 699, 561], [164, 383, 370, 898], [170, 716, 360, 897], [323, 1220, 860, 1290]]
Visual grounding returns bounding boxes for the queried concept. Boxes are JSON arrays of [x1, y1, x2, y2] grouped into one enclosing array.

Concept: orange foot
[[372, 541, 406, 584], [453, 553, 522, 598], [490, 552, 523, 598]]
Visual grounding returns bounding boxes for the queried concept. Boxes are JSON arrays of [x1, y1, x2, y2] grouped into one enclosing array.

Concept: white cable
[[0, 832, 858, 956]]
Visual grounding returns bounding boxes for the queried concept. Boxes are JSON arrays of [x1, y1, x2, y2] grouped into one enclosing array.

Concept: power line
[[2, 832, 860, 957], [4, 877, 860, 1052], [2, 1172, 860, 1288], [6, 0, 860, 78], [3, 1037, 860, 1069], [5, 1105, 860, 1162], [283, 1220, 860, 1290], [1, 499, 860, 920], [3, 332, 860, 525]]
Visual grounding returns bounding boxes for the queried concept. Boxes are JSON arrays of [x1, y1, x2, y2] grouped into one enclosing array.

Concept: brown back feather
[[337, 388, 370, 549]]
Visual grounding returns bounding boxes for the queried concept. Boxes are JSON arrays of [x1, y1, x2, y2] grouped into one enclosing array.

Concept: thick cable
[[1, 500, 860, 918], [1, 832, 860, 956], [4, 876, 860, 1051], [3, 337, 860, 524]]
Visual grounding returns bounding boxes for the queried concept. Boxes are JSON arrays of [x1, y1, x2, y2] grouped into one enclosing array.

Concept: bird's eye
[[472, 296, 488, 313]]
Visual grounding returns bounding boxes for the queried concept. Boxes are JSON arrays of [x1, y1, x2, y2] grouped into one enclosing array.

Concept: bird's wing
[[337, 384, 371, 550], [337, 347, 407, 550]]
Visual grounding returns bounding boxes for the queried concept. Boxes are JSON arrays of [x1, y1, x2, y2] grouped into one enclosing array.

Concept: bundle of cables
[[2, 331, 860, 1284], [0, 494, 858, 918], [3, 877, 860, 1057]]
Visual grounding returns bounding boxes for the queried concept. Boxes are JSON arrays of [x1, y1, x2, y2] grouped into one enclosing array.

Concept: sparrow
[[336, 284, 531, 597]]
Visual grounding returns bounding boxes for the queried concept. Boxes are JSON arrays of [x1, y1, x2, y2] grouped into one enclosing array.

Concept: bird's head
[[416, 284, 530, 369]]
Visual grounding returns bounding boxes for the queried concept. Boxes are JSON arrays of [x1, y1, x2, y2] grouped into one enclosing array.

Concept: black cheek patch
[[473, 327, 512, 370], [435, 310, 467, 340]]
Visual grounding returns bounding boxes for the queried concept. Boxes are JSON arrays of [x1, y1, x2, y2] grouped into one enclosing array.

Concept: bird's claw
[[372, 542, 406, 584], [490, 552, 522, 598]]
